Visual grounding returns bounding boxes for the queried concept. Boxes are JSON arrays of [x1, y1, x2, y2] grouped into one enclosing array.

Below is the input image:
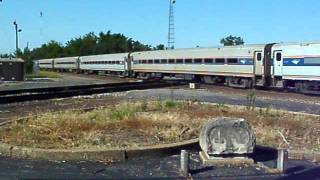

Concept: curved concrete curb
[[0, 139, 199, 162]]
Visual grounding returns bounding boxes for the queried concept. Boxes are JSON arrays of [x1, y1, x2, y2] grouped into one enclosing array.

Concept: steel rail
[[0, 81, 186, 104]]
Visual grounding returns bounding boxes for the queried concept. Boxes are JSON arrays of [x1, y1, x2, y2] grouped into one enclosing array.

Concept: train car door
[[254, 51, 263, 75], [124, 54, 132, 76], [273, 51, 283, 76]]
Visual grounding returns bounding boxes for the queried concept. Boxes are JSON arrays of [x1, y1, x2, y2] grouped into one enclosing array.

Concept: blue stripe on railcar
[[238, 58, 254, 65], [283, 58, 304, 66], [283, 58, 320, 66]]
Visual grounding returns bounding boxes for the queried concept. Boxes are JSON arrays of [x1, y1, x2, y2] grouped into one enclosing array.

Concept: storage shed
[[0, 58, 24, 81]]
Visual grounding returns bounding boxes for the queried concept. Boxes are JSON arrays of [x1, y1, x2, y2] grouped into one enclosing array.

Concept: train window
[[204, 58, 214, 64], [154, 59, 160, 64], [194, 58, 203, 64], [142, 60, 147, 64], [227, 58, 238, 64], [215, 58, 225, 64], [185, 59, 192, 64], [147, 60, 153, 64], [257, 53, 262, 61], [276, 53, 282, 61], [161, 59, 167, 64], [168, 59, 175, 64], [134, 60, 139, 64], [176, 59, 183, 64]]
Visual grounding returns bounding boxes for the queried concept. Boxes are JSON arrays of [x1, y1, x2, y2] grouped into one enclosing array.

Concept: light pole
[[167, 0, 176, 49], [13, 20, 22, 56]]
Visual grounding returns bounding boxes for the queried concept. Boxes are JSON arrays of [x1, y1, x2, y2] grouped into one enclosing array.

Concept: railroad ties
[[0, 80, 186, 104]]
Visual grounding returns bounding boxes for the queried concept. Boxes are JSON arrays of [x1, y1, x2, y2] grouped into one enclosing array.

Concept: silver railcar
[[79, 53, 129, 76], [54, 56, 79, 72], [131, 45, 265, 88]]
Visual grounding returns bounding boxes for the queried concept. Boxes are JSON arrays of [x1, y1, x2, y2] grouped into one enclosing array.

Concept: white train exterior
[[37, 41, 320, 93], [38, 59, 54, 69], [271, 42, 320, 93], [79, 53, 129, 75], [131, 45, 265, 88], [54, 56, 79, 71]]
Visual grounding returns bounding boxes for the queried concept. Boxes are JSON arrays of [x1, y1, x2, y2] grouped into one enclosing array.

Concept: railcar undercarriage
[[294, 81, 320, 95]]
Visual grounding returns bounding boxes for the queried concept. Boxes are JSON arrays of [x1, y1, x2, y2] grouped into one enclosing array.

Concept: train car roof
[[132, 44, 266, 55], [274, 41, 320, 46], [80, 52, 129, 58], [54, 56, 79, 61]]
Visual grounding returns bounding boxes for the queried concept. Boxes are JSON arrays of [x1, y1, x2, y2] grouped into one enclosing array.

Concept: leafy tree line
[[1, 31, 165, 73], [220, 35, 244, 46], [0, 32, 243, 74]]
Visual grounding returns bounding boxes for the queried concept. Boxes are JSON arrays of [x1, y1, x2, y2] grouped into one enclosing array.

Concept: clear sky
[[0, 0, 320, 53]]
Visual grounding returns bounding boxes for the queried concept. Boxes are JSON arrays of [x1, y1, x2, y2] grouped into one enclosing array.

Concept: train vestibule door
[[273, 51, 283, 77], [254, 51, 264, 86]]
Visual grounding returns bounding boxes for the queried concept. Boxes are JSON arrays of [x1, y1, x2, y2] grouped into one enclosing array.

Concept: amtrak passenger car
[[54, 56, 79, 71], [131, 45, 265, 88], [38, 58, 54, 69], [271, 42, 320, 93], [79, 53, 129, 75], [37, 41, 320, 94]]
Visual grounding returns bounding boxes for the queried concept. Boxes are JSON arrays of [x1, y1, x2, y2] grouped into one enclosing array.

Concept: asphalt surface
[[0, 153, 318, 179], [125, 88, 320, 115]]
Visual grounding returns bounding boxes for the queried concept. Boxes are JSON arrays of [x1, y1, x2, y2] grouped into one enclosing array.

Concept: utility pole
[[13, 20, 22, 57], [167, 0, 176, 49]]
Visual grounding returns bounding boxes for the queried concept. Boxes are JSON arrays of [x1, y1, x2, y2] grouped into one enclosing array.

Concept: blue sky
[[0, 0, 320, 53]]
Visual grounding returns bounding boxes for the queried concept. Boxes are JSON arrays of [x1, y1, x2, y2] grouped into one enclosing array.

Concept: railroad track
[[0, 81, 186, 104]]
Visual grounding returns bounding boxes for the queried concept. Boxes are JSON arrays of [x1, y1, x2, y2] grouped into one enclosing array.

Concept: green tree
[[3, 30, 157, 74], [0, 53, 11, 58], [220, 35, 245, 46], [153, 44, 165, 50]]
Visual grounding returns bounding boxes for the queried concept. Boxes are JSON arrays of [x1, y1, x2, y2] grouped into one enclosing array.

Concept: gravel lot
[[0, 73, 130, 91]]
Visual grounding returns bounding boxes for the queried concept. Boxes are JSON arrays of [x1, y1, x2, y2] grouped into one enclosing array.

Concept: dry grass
[[0, 100, 319, 152], [26, 70, 61, 79]]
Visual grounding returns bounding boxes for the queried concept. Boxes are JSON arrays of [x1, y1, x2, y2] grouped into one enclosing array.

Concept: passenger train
[[38, 42, 320, 94]]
